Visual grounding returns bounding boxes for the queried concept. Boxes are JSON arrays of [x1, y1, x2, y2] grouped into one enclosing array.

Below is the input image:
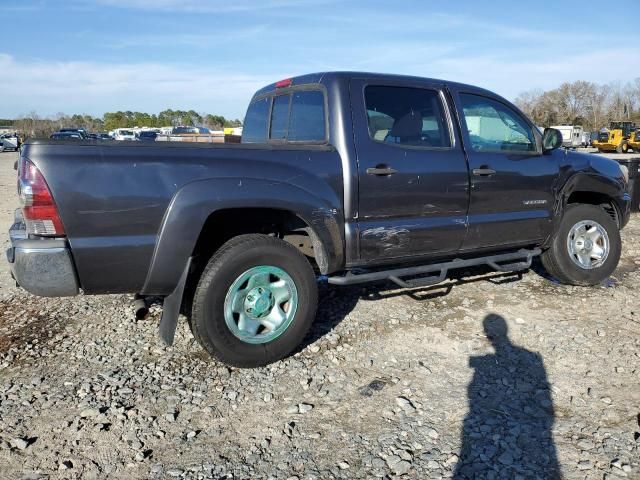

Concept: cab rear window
[[288, 91, 326, 141], [242, 89, 326, 144], [242, 97, 270, 143]]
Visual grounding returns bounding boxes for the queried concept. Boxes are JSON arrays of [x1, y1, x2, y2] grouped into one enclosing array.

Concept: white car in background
[[0, 133, 19, 151], [113, 128, 136, 141]]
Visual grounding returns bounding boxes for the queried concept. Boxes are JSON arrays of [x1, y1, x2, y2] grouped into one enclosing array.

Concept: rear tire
[[191, 234, 318, 367], [541, 204, 620, 286]]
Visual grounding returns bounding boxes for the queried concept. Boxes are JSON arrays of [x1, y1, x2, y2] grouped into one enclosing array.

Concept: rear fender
[[141, 177, 344, 295]]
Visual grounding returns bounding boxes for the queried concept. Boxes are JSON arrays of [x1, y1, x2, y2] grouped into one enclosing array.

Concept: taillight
[[18, 159, 65, 236]]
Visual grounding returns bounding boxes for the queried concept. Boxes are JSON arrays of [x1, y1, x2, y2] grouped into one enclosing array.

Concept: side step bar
[[327, 248, 541, 288]]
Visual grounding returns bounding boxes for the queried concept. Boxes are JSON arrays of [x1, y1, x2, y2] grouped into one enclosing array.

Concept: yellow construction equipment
[[593, 121, 636, 153], [628, 128, 640, 153]]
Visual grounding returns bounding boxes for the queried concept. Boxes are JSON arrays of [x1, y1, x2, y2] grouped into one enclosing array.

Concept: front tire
[[616, 142, 628, 153], [541, 204, 621, 286], [191, 234, 318, 367]]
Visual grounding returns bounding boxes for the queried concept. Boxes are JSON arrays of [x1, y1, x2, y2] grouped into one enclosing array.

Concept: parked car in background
[[113, 128, 136, 141], [50, 132, 83, 140], [0, 133, 20, 151], [59, 128, 88, 139], [8, 72, 631, 368], [86, 133, 113, 140], [551, 125, 583, 149], [136, 130, 158, 142], [156, 126, 226, 144], [171, 126, 211, 135]]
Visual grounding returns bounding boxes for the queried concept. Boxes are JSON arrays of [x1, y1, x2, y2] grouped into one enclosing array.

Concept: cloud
[[107, 26, 269, 49], [1, 42, 633, 120], [0, 53, 271, 119], [423, 49, 634, 98], [90, 0, 339, 13]]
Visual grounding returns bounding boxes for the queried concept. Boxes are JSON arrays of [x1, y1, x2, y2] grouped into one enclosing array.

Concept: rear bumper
[[6, 209, 79, 297]]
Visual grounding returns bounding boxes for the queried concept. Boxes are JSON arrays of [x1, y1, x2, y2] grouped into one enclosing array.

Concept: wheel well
[[566, 192, 620, 227], [191, 207, 323, 270], [180, 208, 324, 317]]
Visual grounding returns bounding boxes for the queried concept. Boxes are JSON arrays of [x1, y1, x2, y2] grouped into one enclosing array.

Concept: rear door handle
[[366, 165, 398, 176], [472, 167, 496, 176]]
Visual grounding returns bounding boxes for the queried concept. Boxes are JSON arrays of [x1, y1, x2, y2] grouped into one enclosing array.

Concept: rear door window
[[364, 86, 451, 148], [242, 97, 270, 143]]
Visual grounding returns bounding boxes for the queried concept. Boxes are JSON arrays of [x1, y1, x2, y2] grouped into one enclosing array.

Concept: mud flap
[[159, 257, 192, 346]]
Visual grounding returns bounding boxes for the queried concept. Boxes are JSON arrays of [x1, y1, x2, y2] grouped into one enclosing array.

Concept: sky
[[1, 0, 638, 120]]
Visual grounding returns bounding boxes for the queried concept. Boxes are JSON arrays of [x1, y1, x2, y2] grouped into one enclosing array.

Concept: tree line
[[7, 110, 242, 138], [514, 78, 640, 131]]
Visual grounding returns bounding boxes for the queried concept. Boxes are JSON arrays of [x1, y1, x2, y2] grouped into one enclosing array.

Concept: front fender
[[550, 169, 631, 243], [141, 177, 344, 295]]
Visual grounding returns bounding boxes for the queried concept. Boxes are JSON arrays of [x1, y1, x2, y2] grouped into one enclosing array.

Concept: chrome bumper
[[6, 209, 79, 297]]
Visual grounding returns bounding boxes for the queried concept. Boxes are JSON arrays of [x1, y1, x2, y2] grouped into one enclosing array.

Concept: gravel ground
[[0, 150, 639, 480]]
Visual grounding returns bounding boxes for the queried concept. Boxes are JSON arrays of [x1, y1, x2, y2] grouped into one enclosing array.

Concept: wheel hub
[[223, 265, 299, 344], [567, 220, 609, 270], [244, 287, 274, 319]]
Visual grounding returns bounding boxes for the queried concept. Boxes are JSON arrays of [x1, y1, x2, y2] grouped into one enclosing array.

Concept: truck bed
[[22, 140, 343, 294]]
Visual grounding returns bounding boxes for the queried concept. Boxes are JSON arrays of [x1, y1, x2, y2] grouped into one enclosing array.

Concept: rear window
[[269, 94, 291, 140], [288, 91, 326, 141], [242, 97, 270, 143], [242, 88, 326, 144]]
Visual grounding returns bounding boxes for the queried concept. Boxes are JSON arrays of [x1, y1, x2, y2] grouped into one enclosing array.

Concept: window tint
[[269, 94, 291, 140], [242, 97, 270, 143], [460, 94, 535, 152], [288, 91, 326, 141], [365, 86, 451, 148]]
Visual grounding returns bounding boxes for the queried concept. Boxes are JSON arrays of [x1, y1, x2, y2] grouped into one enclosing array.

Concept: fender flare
[[546, 172, 628, 247], [141, 176, 344, 295]]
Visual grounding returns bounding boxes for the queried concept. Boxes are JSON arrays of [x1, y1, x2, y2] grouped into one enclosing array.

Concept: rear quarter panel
[[23, 141, 344, 294]]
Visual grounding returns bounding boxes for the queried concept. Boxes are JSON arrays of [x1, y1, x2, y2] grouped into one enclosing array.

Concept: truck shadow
[[300, 267, 525, 350], [454, 313, 561, 478]]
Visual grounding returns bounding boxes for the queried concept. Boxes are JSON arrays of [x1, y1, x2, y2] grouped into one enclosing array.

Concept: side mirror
[[542, 128, 563, 152]]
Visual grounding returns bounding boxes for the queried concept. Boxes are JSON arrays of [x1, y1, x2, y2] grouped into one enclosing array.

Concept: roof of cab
[[251, 71, 498, 100]]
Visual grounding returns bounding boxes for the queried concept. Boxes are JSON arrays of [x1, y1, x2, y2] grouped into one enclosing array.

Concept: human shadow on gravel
[[454, 314, 561, 479]]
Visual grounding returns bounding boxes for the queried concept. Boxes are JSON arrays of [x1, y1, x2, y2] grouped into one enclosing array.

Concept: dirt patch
[[0, 299, 66, 354]]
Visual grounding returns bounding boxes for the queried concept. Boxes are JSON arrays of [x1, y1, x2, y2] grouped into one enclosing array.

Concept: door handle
[[472, 167, 496, 176], [366, 165, 398, 176]]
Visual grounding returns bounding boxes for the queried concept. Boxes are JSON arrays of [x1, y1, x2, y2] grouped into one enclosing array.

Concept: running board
[[327, 248, 541, 287]]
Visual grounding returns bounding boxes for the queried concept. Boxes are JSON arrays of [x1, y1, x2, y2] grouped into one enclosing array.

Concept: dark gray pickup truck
[[8, 72, 631, 367]]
